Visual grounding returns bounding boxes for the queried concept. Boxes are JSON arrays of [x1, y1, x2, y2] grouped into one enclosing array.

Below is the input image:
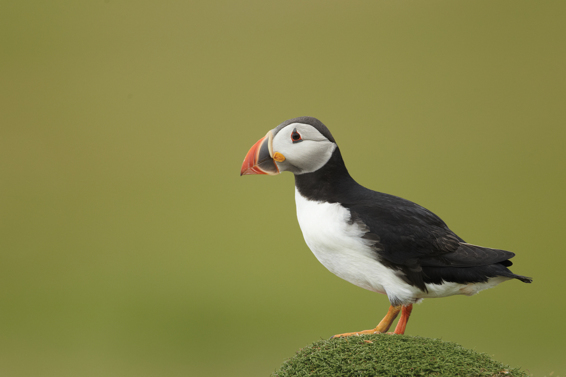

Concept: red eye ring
[[291, 128, 303, 143]]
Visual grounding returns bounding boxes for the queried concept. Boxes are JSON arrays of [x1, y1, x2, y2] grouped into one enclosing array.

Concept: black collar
[[294, 147, 360, 203]]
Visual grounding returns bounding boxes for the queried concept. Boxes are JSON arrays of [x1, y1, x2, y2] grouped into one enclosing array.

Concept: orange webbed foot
[[330, 329, 384, 339], [330, 304, 414, 339]]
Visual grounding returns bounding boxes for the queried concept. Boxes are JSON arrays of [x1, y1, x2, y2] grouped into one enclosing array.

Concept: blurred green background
[[1, 1, 564, 376]]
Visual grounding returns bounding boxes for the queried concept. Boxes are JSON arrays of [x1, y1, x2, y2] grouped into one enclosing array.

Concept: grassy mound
[[273, 334, 529, 377]]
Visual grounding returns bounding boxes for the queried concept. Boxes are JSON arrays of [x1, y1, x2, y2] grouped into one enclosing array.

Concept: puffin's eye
[[291, 129, 303, 143]]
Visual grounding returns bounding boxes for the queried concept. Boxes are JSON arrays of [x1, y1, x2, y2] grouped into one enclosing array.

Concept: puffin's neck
[[294, 147, 358, 203]]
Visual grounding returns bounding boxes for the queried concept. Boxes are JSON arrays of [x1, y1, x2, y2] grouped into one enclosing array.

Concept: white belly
[[294, 188, 414, 301]]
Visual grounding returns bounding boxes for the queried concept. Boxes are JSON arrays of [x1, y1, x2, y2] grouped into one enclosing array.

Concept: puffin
[[240, 116, 531, 337]]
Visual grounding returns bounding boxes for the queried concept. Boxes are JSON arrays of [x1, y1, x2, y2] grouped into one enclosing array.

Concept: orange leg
[[392, 304, 413, 335], [332, 305, 402, 338]]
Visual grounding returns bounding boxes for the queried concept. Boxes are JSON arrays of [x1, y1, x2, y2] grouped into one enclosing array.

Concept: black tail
[[513, 274, 533, 283]]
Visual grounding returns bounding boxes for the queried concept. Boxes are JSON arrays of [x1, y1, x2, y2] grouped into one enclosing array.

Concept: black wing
[[343, 189, 521, 291]]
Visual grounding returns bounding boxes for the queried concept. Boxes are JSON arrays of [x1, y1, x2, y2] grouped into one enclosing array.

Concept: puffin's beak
[[240, 131, 280, 176]]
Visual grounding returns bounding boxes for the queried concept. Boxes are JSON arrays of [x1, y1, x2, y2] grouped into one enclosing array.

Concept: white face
[[271, 123, 337, 175]]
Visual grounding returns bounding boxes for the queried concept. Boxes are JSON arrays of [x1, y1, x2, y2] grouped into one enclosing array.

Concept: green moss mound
[[273, 334, 529, 377]]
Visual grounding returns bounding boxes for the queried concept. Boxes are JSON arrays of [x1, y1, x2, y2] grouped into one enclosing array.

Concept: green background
[[1, 1, 564, 376]]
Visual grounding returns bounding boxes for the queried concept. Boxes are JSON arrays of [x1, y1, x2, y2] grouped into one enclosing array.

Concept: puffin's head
[[240, 117, 337, 176]]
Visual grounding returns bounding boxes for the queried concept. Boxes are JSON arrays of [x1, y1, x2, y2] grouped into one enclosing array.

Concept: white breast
[[294, 188, 414, 302]]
